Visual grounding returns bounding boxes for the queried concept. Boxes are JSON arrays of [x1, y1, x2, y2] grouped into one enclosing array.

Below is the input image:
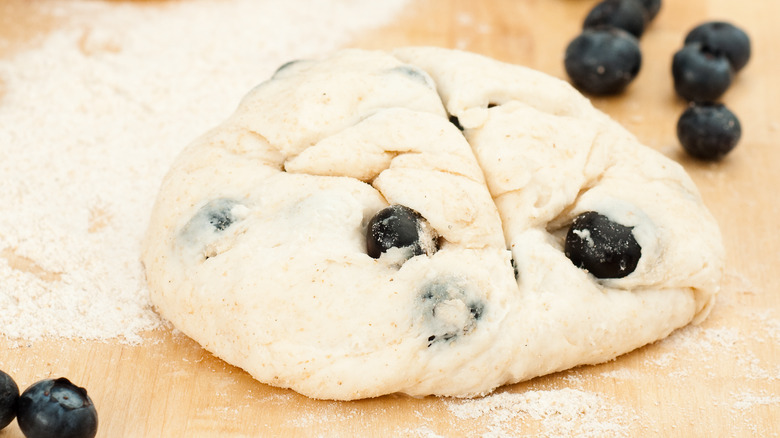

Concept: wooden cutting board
[[1, 0, 778, 436]]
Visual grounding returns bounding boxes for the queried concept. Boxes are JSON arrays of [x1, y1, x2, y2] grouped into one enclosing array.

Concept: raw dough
[[142, 47, 724, 400]]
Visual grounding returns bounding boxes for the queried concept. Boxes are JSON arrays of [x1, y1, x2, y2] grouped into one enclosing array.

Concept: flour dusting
[[445, 389, 639, 437], [0, 0, 409, 342]]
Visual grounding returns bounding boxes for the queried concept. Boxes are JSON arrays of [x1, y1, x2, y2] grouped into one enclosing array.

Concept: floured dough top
[[142, 47, 724, 400]]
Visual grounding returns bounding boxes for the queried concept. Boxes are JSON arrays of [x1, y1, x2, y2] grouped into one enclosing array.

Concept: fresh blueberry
[[685, 21, 751, 72], [583, 0, 647, 38], [0, 369, 19, 430], [564, 27, 642, 95], [565, 211, 641, 279], [420, 279, 484, 347], [677, 102, 741, 161], [17, 378, 98, 438], [672, 43, 733, 102], [366, 205, 438, 260], [636, 0, 661, 22]]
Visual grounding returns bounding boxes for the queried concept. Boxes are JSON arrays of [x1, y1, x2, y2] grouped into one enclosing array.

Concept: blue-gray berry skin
[[0, 369, 19, 430], [685, 21, 751, 72], [419, 279, 484, 347], [16, 378, 98, 438], [583, 0, 647, 38], [180, 198, 243, 242], [366, 205, 438, 260], [565, 211, 641, 279], [637, 0, 661, 21], [564, 28, 642, 95], [672, 43, 733, 102], [677, 102, 741, 161]]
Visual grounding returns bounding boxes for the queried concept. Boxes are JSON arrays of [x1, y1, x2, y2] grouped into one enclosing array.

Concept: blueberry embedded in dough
[[388, 65, 436, 88], [564, 211, 641, 279], [366, 204, 439, 260], [179, 198, 249, 257], [419, 279, 485, 347]]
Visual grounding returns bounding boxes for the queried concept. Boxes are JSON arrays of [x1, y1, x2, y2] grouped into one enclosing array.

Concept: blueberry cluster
[[564, 0, 661, 95], [673, 22, 749, 160], [0, 370, 97, 438]]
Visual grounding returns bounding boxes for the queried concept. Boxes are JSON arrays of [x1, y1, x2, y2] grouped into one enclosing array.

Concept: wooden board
[[1, 0, 778, 436]]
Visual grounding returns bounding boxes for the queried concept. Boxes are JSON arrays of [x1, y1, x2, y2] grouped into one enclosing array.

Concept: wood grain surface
[[1, 0, 778, 436]]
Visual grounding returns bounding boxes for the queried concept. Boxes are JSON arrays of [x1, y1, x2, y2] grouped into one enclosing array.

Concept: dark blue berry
[[685, 21, 751, 72], [565, 211, 641, 279], [420, 279, 484, 346], [17, 378, 98, 438], [564, 28, 642, 95], [672, 43, 733, 102], [583, 0, 647, 38], [366, 205, 438, 259], [677, 102, 741, 161], [637, 0, 661, 22], [0, 370, 19, 430]]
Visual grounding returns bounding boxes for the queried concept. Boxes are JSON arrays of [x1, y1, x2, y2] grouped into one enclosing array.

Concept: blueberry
[[636, 0, 661, 22], [677, 102, 741, 161], [181, 198, 243, 237], [389, 65, 434, 88], [0, 370, 19, 430], [564, 28, 642, 95], [366, 205, 438, 260], [672, 43, 733, 102], [583, 0, 647, 38], [17, 378, 98, 438], [685, 21, 751, 72], [564, 211, 641, 279], [420, 279, 484, 346]]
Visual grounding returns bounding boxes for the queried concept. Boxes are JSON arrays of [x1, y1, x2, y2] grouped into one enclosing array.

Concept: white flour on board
[[0, 0, 409, 342], [444, 389, 639, 438]]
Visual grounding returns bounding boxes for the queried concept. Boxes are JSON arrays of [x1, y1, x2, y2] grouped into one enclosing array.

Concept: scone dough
[[142, 47, 724, 400]]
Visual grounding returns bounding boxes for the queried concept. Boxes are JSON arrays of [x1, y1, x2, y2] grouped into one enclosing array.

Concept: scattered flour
[[731, 390, 780, 411], [0, 0, 409, 342], [445, 389, 639, 438]]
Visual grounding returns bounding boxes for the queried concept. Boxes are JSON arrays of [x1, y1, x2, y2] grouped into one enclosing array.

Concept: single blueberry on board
[[565, 211, 641, 279], [672, 43, 733, 102], [677, 102, 741, 161], [0, 369, 19, 430], [564, 27, 642, 95], [17, 378, 98, 438], [583, 0, 647, 38], [636, 0, 661, 22], [366, 205, 439, 260], [685, 21, 751, 72]]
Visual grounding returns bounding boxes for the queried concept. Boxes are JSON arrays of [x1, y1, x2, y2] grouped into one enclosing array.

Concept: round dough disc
[[142, 47, 724, 400]]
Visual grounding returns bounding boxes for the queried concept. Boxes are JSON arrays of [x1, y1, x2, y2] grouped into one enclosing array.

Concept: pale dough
[[142, 47, 724, 400]]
